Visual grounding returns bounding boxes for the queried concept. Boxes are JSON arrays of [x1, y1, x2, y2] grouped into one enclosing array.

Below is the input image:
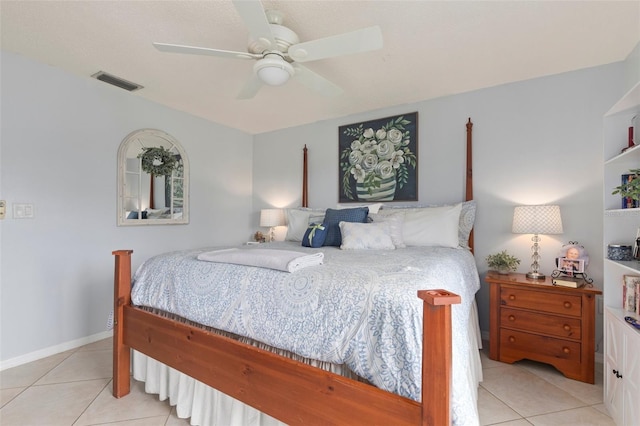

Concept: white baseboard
[[0, 330, 113, 371]]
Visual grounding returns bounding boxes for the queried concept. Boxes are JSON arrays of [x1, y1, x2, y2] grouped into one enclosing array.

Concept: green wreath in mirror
[[138, 146, 177, 176]]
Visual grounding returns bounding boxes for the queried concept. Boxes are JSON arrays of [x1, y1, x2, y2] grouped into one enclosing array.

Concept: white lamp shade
[[260, 209, 285, 227], [512, 205, 563, 234]]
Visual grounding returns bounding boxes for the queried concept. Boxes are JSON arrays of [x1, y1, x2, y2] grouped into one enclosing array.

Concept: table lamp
[[260, 208, 285, 242], [512, 205, 563, 279]]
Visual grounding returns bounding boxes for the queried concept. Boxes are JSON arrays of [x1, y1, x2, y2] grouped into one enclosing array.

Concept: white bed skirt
[[132, 301, 483, 426], [133, 350, 284, 425]]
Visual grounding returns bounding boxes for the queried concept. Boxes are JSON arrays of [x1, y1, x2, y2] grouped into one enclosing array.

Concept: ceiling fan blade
[[232, 0, 277, 50], [153, 42, 260, 60], [292, 64, 343, 97], [288, 26, 383, 63], [237, 74, 263, 100]]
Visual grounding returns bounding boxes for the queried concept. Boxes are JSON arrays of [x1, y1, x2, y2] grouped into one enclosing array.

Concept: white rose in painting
[[363, 128, 375, 139], [362, 153, 378, 171], [376, 161, 395, 179], [387, 128, 403, 146], [376, 140, 394, 160], [349, 150, 363, 165], [375, 129, 387, 140]]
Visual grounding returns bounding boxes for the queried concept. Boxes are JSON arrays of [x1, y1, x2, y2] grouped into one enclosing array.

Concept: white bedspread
[[131, 242, 481, 425]]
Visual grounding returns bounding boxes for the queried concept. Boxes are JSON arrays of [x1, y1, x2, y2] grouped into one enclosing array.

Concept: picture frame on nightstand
[[552, 241, 593, 284], [558, 258, 585, 276]]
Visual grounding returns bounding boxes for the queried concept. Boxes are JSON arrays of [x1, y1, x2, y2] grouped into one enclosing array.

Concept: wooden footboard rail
[[112, 250, 460, 425]]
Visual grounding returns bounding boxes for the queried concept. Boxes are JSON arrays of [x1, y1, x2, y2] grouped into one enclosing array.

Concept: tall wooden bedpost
[[112, 249, 133, 398], [302, 144, 308, 208], [466, 118, 474, 252]]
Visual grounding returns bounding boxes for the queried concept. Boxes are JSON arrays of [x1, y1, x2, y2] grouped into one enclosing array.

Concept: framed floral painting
[[339, 112, 418, 202]]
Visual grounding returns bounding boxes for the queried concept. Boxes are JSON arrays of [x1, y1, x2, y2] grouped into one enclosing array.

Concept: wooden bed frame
[[112, 118, 474, 425]]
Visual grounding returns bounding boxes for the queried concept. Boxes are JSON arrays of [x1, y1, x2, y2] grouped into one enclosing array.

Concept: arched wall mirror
[[117, 129, 189, 226]]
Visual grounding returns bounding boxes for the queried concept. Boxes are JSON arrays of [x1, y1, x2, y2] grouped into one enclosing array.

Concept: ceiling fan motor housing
[[248, 24, 299, 56]]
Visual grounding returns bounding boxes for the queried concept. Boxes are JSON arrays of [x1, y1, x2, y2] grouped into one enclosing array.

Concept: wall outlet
[[0, 200, 5, 219]]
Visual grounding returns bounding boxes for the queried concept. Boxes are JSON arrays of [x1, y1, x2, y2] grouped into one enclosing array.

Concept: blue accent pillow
[[322, 207, 369, 246], [302, 223, 328, 248], [126, 210, 147, 219]]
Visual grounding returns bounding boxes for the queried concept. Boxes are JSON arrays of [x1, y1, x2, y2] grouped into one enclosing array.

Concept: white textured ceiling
[[2, 1, 639, 134]]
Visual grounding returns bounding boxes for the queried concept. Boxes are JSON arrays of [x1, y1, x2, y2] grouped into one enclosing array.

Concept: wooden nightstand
[[487, 272, 602, 384]]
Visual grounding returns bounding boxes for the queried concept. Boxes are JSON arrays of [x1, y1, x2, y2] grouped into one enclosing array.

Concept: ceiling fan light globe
[[254, 56, 294, 86]]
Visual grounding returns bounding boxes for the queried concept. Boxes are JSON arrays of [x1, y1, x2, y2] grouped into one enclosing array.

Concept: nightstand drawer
[[499, 329, 581, 363], [500, 287, 582, 316], [500, 308, 582, 340]]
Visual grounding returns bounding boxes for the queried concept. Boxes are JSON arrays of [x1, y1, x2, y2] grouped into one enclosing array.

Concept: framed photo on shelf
[[620, 173, 639, 209]]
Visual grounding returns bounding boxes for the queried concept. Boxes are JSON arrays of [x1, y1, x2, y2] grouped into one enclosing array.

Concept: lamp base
[[526, 271, 545, 280]]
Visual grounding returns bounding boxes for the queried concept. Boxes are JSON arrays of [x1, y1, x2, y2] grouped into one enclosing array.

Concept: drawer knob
[[563, 324, 571, 332], [509, 315, 516, 322], [564, 301, 572, 309], [509, 295, 516, 301], [563, 347, 570, 354], [509, 336, 515, 343]]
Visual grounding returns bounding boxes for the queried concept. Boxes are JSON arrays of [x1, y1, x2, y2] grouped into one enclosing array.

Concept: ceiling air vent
[[91, 71, 143, 92]]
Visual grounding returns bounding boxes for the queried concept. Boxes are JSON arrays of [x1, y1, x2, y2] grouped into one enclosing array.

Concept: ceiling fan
[[152, 0, 383, 99]]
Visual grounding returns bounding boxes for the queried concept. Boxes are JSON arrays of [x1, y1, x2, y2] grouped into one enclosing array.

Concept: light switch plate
[[13, 203, 34, 219]]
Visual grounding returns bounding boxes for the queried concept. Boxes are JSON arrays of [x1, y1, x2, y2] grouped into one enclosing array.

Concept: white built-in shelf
[[605, 143, 640, 165], [605, 258, 640, 274], [605, 208, 640, 217], [606, 81, 640, 117], [606, 307, 640, 332]]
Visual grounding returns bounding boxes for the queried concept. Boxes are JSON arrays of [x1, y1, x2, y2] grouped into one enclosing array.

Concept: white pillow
[[285, 208, 325, 242], [458, 200, 476, 249], [402, 203, 462, 248], [339, 221, 395, 250], [336, 202, 383, 214], [368, 212, 406, 248], [377, 201, 476, 248], [145, 208, 169, 219]]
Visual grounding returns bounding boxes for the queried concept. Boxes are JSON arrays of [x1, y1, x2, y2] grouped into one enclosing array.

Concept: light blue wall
[[253, 62, 628, 352], [0, 51, 254, 365]]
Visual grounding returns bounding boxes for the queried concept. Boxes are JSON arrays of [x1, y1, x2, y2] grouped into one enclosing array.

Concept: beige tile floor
[[0, 338, 614, 426]]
